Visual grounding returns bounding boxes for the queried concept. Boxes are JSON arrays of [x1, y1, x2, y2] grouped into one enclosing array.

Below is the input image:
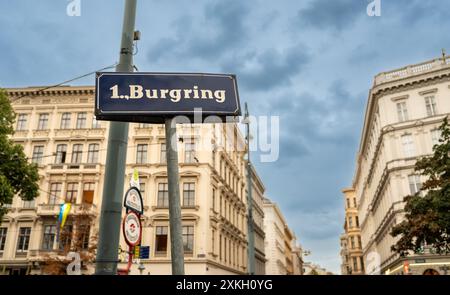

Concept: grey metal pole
[[95, 0, 137, 275], [244, 103, 255, 275], [164, 117, 185, 275]]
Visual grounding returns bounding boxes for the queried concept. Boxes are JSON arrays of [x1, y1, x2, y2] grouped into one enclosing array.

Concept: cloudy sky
[[1, 0, 449, 273]]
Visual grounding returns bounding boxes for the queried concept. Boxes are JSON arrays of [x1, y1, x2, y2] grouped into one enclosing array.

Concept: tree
[[40, 208, 97, 275], [0, 89, 39, 220], [391, 117, 450, 256]]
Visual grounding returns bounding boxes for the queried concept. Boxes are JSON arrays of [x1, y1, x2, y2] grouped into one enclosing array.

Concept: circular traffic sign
[[122, 211, 142, 246]]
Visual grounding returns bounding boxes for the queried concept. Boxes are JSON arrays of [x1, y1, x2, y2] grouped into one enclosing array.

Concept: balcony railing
[[374, 56, 450, 85]]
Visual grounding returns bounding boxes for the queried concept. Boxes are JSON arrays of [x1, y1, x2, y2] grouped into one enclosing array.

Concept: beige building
[[0, 85, 259, 275], [340, 188, 364, 275], [262, 198, 301, 275], [350, 55, 450, 275], [340, 234, 349, 275]]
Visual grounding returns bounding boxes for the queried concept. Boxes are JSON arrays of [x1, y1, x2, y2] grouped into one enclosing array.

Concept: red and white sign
[[122, 211, 142, 246]]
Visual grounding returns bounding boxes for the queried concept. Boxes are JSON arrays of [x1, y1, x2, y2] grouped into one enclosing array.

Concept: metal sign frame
[[95, 72, 241, 123], [123, 186, 144, 215]]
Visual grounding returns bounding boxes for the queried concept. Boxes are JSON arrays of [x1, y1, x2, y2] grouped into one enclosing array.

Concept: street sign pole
[[165, 117, 185, 275], [95, 0, 137, 275]]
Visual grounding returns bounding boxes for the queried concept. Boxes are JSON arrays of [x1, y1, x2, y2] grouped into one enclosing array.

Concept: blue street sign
[[140, 246, 150, 259], [95, 72, 241, 123]]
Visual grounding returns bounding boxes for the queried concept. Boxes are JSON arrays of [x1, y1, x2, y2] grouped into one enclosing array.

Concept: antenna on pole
[[442, 48, 446, 64]]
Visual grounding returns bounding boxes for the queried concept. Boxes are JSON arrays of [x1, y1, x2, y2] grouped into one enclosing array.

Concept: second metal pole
[[164, 117, 185, 275]]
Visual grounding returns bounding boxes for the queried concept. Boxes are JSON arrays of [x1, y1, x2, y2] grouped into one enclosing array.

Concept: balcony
[[49, 163, 100, 172], [36, 203, 97, 217], [374, 56, 450, 86], [54, 128, 106, 139], [37, 204, 60, 216]]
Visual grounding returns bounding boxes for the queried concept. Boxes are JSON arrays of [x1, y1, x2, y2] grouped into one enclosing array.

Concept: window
[[211, 229, 215, 254], [182, 225, 194, 254], [49, 183, 62, 205], [16, 114, 27, 131], [346, 198, 350, 208], [401, 134, 415, 157], [66, 182, 78, 203], [16, 227, 31, 253], [425, 96, 437, 116], [353, 257, 358, 271], [55, 144, 67, 164], [92, 116, 101, 129], [408, 174, 422, 195], [219, 234, 222, 260], [87, 143, 99, 163], [360, 257, 365, 272], [37, 113, 49, 130], [431, 129, 441, 147], [396, 102, 408, 122], [160, 143, 166, 164], [348, 216, 353, 228], [82, 182, 95, 204], [212, 188, 216, 211], [42, 224, 57, 250], [32, 145, 44, 164], [185, 141, 196, 163], [155, 226, 168, 255], [59, 225, 73, 251], [71, 144, 83, 163], [350, 236, 355, 249], [358, 236, 362, 248], [157, 183, 169, 207], [138, 123, 150, 128], [0, 228, 7, 251], [353, 198, 357, 208], [60, 112, 71, 129], [22, 199, 35, 209], [76, 112, 87, 129], [79, 225, 90, 250], [136, 144, 147, 164], [182, 182, 195, 207]]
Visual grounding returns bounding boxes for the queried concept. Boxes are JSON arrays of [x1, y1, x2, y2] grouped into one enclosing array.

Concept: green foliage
[[391, 117, 450, 256], [0, 89, 39, 220]]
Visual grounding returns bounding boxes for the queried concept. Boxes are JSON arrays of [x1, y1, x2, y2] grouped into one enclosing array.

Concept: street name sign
[[95, 72, 241, 123]]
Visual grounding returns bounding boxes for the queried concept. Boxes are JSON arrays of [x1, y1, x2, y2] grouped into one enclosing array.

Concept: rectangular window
[[401, 134, 415, 157], [431, 129, 441, 147], [184, 141, 196, 163], [355, 216, 359, 227], [425, 96, 437, 116], [16, 114, 27, 131], [358, 236, 362, 248], [182, 182, 195, 207], [66, 182, 78, 203], [82, 182, 95, 204], [55, 144, 67, 164], [211, 229, 215, 254], [160, 143, 166, 164], [396, 102, 408, 122], [157, 183, 169, 207], [59, 225, 72, 251], [79, 225, 90, 250], [16, 227, 31, 252], [76, 112, 87, 129], [348, 217, 353, 228], [212, 188, 216, 211], [91, 116, 101, 129], [350, 236, 355, 249], [353, 198, 357, 208], [136, 144, 147, 164], [182, 225, 194, 254], [353, 257, 358, 271], [71, 144, 83, 163], [60, 112, 71, 129], [155, 226, 168, 255], [22, 199, 35, 209], [32, 145, 44, 164], [87, 143, 99, 163], [360, 257, 365, 272], [0, 228, 7, 251], [37, 113, 49, 130], [49, 183, 62, 205], [346, 198, 350, 208], [408, 174, 422, 195], [42, 224, 57, 250]]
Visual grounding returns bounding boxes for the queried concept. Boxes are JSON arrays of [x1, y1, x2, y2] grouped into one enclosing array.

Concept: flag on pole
[[59, 203, 72, 229]]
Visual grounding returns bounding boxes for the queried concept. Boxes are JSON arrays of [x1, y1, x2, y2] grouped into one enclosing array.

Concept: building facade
[[0, 85, 256, 275], [340, 188, 364, 275], [350, 55, 450, 275], [262, 198, 301, 275], [340, 234, 349, 275]]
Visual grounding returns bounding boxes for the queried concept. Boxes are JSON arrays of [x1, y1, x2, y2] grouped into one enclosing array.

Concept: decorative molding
[[390, 94, 409, 102], [418, 88, 438, 96]]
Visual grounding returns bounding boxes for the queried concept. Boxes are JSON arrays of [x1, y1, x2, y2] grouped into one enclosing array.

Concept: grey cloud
[[297, 0, 365, 32]]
